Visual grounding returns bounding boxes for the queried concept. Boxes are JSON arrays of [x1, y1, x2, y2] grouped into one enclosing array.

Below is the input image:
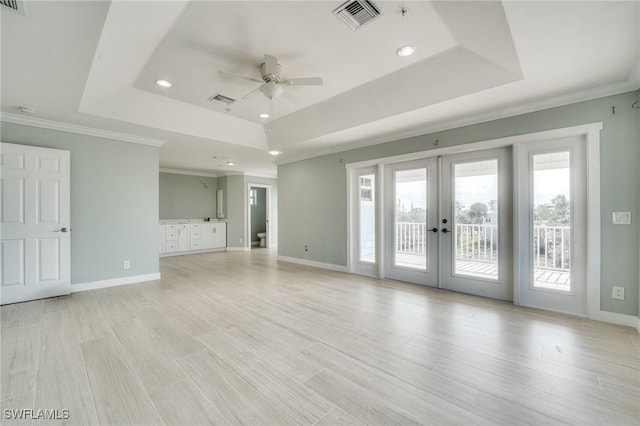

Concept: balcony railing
[[395, 222, 570, 272]]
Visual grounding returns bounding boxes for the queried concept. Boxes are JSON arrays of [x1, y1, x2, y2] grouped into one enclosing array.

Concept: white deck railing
[[395, 222, 570, 272]]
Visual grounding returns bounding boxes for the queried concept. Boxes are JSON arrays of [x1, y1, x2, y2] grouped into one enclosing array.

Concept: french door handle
[[442, 228, 449, 233], [431, 227, 438, 233], [59, 227, 71, 233]]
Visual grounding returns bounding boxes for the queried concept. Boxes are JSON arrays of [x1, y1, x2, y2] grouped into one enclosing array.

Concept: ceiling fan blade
[[282, 89, 300, 104], [218, 70, 263, 83], [263, 54, 279, 76], [283, 77, 323, 86], [241, 86, 263, 100]]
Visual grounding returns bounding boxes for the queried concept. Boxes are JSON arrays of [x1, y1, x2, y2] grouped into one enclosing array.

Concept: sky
[[395, 169, 570, 211]]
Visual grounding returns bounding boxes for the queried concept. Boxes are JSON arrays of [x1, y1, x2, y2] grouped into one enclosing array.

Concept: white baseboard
[[589, 310, 639, 329], [160, 248, 225, 257], [71, 273, 161, 293], [277, 255, 348, 273], [226, 246, 250, 252]]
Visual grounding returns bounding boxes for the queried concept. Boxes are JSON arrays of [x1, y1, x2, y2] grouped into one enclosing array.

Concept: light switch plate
[[612, 212, 631, 225]]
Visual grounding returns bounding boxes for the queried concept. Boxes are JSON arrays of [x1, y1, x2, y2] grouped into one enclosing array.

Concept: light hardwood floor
[[1, 249, 639, 425]]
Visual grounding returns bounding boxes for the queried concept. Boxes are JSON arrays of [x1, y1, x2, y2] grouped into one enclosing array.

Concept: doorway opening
[[247, 184, 272, 249]]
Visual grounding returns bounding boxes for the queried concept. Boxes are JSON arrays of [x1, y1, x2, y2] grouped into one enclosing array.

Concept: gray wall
[[1, 122, 159, 284], [159, 172, 217, 219], [278, 90, 640, 316], [250, 187, 267, 243]]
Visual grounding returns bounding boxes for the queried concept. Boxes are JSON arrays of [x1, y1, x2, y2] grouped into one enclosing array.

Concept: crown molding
[[0, 112, 165, 147], [159, 168, 219, 178], [275, 79, 639, 166]]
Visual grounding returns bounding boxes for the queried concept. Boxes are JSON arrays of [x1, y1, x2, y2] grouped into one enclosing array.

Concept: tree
[[535, 194, 570, 226]]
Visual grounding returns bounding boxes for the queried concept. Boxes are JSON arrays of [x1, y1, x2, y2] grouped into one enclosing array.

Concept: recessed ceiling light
[[258, 113, 270, 119], [226, 161, 235, 166], [268, 150, 281, 156], [396, 45, 416, 57], [155, 79, 172, 88]]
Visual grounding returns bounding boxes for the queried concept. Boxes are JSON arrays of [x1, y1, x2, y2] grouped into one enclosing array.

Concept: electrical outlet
[[612, 286, 624, 300], [238, 238, 242, 244], [123, 260, 130, 270], [304, 245, 308, 252]]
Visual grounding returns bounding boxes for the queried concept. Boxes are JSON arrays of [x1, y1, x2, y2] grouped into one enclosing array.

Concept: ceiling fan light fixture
[[259, 113, 270, 119], [155, 79, 172, 88], [268, 150, 281, 156], [396, 45, 416, 57]]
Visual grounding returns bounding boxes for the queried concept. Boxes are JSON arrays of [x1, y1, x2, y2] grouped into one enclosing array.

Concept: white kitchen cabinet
[[177, 224, 189, 252], [199, 223, 214, 250], [159, 224, 166, 254], [165, 225, 178, 253], [160, 220, 226, 257], [213, 222, 226, 248]]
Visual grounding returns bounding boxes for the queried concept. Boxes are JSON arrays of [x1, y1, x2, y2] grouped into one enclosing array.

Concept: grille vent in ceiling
[[1, 0, 25, 14], [207, 94, 235, 106], [332, 0, 381, 30]]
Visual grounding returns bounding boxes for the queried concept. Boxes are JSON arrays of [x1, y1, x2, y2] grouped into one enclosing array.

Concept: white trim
[[277, 255, 348, 273], [586, 127, 602, 321], [226, 246, 251, 252], [0, 112, 165, 147], [160, 248, 225, 257], [518, 303, 588, 319], [345, 123, 603, 169], [71, 273, 161, 293], [637, 318, 640, 335], [247, 183, 276, 249], [276, 82, 635, 166], [160, 168, 218, 178], [589, 310, 639, 329]]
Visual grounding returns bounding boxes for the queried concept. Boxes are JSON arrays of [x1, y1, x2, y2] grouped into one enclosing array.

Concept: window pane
[[533, 152, 571, 291], [359, 174, 375, 263], [394, 168, 427, 270], [454, 159, 498, 280]]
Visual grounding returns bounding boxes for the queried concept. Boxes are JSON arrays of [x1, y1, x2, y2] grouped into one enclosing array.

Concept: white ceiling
[[1, 1, 638, 178]]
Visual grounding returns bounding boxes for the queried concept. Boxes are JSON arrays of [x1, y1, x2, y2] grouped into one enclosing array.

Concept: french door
[[514, 136, 587, 316], [382, 148, 512, 300], [440, 148, 512, 300]]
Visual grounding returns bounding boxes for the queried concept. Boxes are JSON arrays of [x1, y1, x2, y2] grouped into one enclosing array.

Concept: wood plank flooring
[[1, 249, 639, 425]]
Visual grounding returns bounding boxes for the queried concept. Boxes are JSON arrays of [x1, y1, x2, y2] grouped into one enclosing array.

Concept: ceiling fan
[[218, 54, 323, 102]]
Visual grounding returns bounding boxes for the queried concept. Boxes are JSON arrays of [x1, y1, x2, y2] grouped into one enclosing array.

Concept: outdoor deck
[[395, 252, 570, 291]]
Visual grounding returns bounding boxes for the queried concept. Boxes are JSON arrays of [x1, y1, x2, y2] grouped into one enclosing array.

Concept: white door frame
[[346, 122, 605, 321], [246, 183, 273, 248]]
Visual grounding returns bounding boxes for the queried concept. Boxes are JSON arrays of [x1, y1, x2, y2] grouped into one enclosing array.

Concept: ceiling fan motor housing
[[260, 62, 283, 83]]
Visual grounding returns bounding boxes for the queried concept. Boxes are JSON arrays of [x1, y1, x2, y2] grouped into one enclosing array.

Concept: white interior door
[[384, 159, 438, 286], [515, 136, 587, 316], [440, 148, 513, 301], [1, 143, 71, 305]]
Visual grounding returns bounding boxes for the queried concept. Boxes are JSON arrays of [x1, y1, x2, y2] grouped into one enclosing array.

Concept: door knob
[[431, 227, 438, 233], [442, 228, 449, 233], [60, 227, 71, 233]]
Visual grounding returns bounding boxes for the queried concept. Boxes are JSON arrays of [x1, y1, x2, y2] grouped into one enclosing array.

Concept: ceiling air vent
[[333, 0, 381, 30], [207, 94, 235, 106], [1, 0, 26, 15]]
